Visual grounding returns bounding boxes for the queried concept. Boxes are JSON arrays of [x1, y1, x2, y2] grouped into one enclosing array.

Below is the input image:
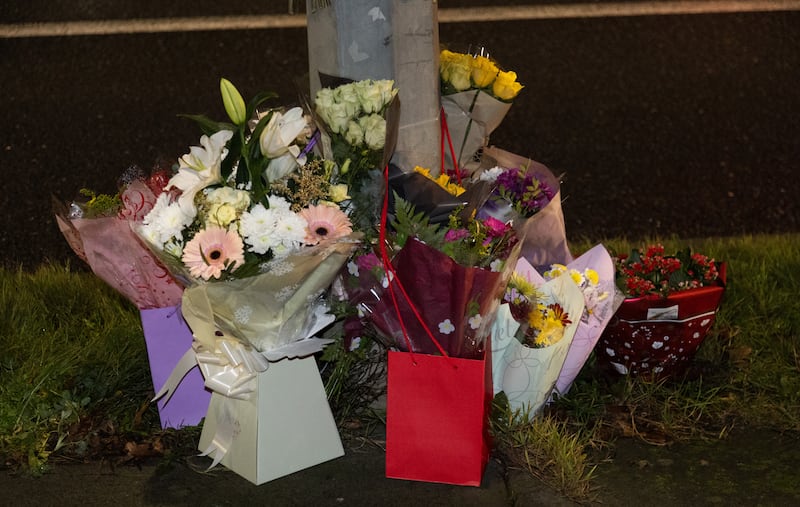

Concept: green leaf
[[221, 131, 243, 182], [177, 113, 234, 136], [220, 78, 247, 125], [245, 90, 279, 122]]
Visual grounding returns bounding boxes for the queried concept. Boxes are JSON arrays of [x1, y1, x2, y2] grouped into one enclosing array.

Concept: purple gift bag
[[140, 305, 211, 429]]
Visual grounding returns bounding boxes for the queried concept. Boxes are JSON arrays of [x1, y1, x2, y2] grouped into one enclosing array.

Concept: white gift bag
[[198, 356, 344, 485]]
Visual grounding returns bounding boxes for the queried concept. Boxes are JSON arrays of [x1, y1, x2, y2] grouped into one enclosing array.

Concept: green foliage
[[491, 394, 596, 501], [390, 194, 446, 249]]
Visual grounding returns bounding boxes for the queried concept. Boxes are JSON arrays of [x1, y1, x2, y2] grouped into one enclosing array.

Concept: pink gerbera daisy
[[299, 204, 353, 245], [182, 226, 245, 280]]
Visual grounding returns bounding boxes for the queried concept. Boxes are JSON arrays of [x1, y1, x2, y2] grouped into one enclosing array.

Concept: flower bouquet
[[596, 244, 726, 377], [312, 77, 400, 234], [477, 146, 573, 270], [341, 167, 520, 485], [542, 244, 619, 395], [136, 78, 365, 484], [491, 258, 584, 417], [439, 47, 523, 172], [54, 167, 210, 429]]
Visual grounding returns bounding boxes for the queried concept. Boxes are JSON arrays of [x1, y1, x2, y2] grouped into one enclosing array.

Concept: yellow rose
[[470, 55, 499, 88], [492, 70, 524, 101], [440, 51, 472, 92], [206, 203, 238, 227], [328, 183, 351, 203]]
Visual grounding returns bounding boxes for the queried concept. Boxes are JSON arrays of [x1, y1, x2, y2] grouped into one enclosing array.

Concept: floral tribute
[[597, 244, 726, 377], [312, 78, 399, 236], [489, 258, 585, 417], [138, 79, 357, 283], [477, 164, 556, 220], [55, 164, 184, 309], [439, 46, 524, 173], [133, 78, 363, 406], [614, 244, 720, 298], [341, 171, 521, 359]]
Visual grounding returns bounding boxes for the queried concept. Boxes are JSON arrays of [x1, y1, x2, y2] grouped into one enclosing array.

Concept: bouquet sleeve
[[491, 264, 585, 416], [54, 186, 183, 310], [552, 245, 619, 395], [482, 146, 573, 270], [349, 237, 519, 359], [442, 90, 512, 171]]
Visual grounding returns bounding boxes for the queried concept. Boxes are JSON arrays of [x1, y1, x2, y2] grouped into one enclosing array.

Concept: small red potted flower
[[596, 244, 726, 378]]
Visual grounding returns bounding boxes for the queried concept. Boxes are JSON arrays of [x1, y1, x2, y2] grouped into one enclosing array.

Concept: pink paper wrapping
[[55, 179, 183, 309], [549, 245, 618, 395], [141, 305, 211, 429]]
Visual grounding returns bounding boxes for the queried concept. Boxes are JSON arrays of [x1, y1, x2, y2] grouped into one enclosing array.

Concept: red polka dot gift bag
[[596, 245, 726, 378]]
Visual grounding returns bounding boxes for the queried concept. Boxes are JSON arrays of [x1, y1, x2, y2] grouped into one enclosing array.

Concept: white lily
[[259, 107, 307, 160], [167, 130, 233, 215]]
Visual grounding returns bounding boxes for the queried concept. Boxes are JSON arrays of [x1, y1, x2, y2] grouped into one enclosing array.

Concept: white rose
[[334, 83, 361, 118], [324, 102, 351, 134], [344, 119, 365, 147], [205, 186, 250, 210], [314, 88, 335, 125], [354, 80, 384, 114], [359, 114, 386, 150]]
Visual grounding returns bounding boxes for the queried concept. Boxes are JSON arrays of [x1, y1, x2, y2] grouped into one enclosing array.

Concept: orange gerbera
[[182, 226, 245, 280], [299, 204, 353, 245]]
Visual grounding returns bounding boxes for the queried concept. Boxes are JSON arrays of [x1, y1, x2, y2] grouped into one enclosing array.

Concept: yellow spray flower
[[585, 268, 600, 286], [414, 166, 465, 196]]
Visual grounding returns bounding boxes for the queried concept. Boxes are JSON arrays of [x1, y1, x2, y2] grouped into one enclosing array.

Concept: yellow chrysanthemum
[[569, 268, 585, 287], [585, 268, 600, 286]]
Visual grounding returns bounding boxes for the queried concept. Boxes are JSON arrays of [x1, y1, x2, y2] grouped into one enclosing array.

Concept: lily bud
[[220, 78, 246, 125]]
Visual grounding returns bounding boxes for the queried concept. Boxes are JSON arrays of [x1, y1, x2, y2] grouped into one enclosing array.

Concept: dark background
[[2, 2, 799, 269]]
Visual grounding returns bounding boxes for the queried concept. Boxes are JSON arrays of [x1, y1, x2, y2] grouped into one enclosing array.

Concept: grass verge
[[1, 234, 798, 500]]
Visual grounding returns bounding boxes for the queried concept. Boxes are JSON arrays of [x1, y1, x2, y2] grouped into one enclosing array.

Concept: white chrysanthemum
[[239, 203, 279, 255], [478, 166, 505, 183], [142, 193, 195, 246], [347, 260, 359, 277], [267, 195, 292, 211], [272, 209, 307, 253]]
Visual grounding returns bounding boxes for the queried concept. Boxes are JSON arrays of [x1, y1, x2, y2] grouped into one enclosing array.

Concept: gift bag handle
[[379, 164, 452, 363], [440, 106, 462, 185]]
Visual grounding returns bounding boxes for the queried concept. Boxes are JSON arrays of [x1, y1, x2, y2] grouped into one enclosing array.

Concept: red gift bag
[[386, 348, 493, 486], [597, 264, 727, 377], [377, 164, 495, 486]]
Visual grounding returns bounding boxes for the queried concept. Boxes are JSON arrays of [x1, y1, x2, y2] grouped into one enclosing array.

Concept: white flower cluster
[[544, 264, 609, 321], [239, 196, 307, 258], [314, 79, 397, 150]]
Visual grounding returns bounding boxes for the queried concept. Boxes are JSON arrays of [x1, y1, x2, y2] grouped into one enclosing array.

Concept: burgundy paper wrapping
[[141, 305, 211, 429], [356, 238, 512, 359], [597, 264, 727, 377]]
